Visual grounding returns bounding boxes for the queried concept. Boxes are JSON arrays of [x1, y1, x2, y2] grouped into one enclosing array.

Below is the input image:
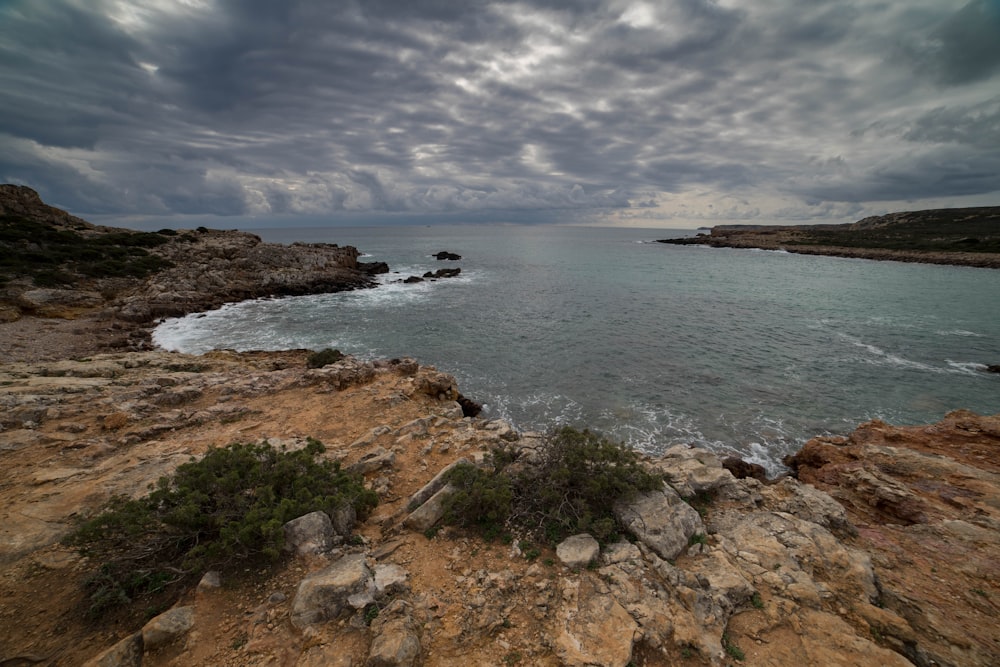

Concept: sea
[[152, 224, 1000, 475]]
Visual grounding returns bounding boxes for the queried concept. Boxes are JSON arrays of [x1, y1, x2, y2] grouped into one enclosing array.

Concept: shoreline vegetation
[[658, 206, 1000, 269], [1, 185, 999, 666]]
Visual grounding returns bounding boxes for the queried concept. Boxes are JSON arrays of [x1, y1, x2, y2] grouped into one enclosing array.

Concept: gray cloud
[[0, 0, 997, 225]]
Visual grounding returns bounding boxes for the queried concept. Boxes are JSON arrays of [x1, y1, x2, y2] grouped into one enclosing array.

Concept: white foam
[[836, 332, 944, 374], [937, 329, 984, 337], [945, 360, 989, 375]]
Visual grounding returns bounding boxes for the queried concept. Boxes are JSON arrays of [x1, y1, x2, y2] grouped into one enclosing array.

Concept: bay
[[153, 224, 1000, 474]]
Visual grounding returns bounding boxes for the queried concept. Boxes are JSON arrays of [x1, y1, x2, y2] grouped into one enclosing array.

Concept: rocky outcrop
[[0, 184, 93, 229], [398, 267, 462, 283], [113, 231, 374, 323], [291, 553, 374, 628], [657, 206, 1000, 269], [433, 251, 461, 261], [2, 339, 997, 666], [0, 186, 379, 349], [784, 410, 1000, 667]]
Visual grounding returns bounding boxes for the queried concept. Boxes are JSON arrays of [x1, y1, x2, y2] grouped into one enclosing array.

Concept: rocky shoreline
[[658, 208, 1000, 269], [1, 188, 998, 666], [1, 184, 386, 356], [1, 346, 997, 666]]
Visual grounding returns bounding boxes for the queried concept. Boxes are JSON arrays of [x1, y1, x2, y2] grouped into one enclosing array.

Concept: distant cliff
[[659, 206, 1000, 268], [0, 184, 382, 327]]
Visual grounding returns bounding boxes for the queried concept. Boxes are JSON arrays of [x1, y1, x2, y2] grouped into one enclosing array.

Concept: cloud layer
[[1, 0, 998, 226]]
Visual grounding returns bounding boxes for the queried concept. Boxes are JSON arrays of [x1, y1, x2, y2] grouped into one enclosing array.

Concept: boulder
[[614, 486, 704, 560], [366, 599, 421, 667], [654, 445, 736, 497], [406, 458, 469, 511], [291, 554, 374, 628], [359, 261, 390, 274], [374, 563, 410, 598], [348, 447, 396, 474], [305, 356, 376, 390], [556, 533, 600, 568], [722, 455, 769, 482], [141, 606, 195, 649], [403, 484, 456, 532], [82, 632, 143, 667], [414, 370, 458, 401], [434, 251, 461, 260], [421, 268, 461, 279], [283, 511, 336, 556]]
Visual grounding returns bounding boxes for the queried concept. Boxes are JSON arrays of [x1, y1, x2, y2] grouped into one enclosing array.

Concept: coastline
[[659, 234, 1000, 269], [2, 334, 997, 665], [658, 206, 1000, 269], [2, 191, 999, 665]]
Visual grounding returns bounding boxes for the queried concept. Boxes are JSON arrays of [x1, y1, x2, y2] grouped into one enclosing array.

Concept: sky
[[1, 0, 999, 229]]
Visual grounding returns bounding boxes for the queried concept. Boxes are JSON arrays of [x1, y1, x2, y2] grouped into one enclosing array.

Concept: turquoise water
[[153, 224, 1000, 473]]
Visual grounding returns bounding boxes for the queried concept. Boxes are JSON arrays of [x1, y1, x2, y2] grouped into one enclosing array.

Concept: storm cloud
[[1, 0, 997, 226]]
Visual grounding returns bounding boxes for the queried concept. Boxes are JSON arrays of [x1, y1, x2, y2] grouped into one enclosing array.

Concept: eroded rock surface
[[786, 410, 1000, 667], [1, 344, 996, 667]]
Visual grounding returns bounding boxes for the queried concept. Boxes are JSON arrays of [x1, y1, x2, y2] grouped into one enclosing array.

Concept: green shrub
[[307, 348, 345, 368], [65, 438, 376, 617], [442, 427, 662, 545], [723, 633, 745, 661]]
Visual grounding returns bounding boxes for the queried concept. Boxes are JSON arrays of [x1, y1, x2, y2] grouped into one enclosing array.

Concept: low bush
[[307, 347, 345, 368], [442, 427, 662, 545], [65, 438, 376, 618]]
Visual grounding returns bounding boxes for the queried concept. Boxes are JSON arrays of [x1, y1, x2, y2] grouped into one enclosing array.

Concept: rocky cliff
[[0, 345, 996, 666], [0, 185, 378, 334]]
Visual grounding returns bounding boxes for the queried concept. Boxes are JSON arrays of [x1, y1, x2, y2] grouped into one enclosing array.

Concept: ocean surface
[[153, 224, 1000, 474]]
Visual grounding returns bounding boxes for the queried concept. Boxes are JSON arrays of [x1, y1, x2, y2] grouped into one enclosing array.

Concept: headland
[[659, 207, 1000, 269]]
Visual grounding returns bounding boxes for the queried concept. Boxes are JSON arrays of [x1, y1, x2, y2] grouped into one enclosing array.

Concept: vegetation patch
[[65, 438, 377, 618], [307, 347, 346, 368], [0, 216, 173, 287], [787, 208, 1000, 254], [441, 427, 663, 545]]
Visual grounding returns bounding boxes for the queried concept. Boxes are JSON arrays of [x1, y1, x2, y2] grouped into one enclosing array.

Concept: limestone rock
[[291, 554, 374, 628], [760, 477, 855, 536], [406, 458, 469, 511], [82, 632, 142, 667], [374, 563, 410, 598], [552, 577, 638, 667], [654, 445, 736, 497], [306, 357, 377, 390], [283, 511, 336, 557], [141, 605, 195, 649], [403, 483, 455, 533], [414, 370, 458, 401], [197, 570, 221, 592], [366, 599, 421, 667], [614, 486, 704, 560], [601, 541, 642, 565], [330, 504, 357, 537], [348, 447, 396, 474], [556, 533, 600, 568]]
